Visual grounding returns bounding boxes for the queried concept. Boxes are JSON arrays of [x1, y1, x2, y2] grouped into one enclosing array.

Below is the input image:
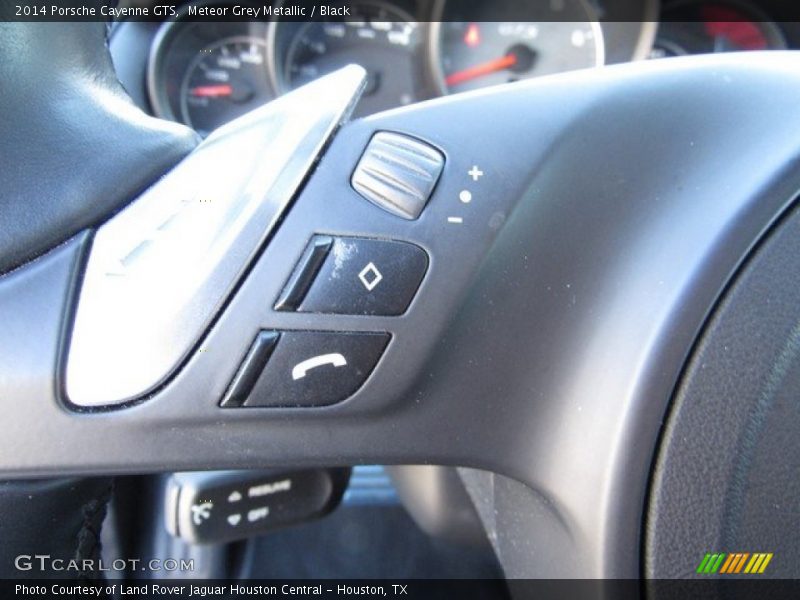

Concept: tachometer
[[180, 37, 271, 136], [433, 0, 604, 94]]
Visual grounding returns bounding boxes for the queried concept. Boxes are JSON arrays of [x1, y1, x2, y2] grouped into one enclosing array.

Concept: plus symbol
[[468, 166, 484, 182]]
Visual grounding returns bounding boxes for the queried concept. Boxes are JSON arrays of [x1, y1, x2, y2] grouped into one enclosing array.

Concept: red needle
[[190, 84, 233, 98], [445, 54, 518, 87]]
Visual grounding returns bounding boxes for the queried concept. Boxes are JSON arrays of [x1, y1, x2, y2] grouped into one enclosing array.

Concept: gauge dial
[[434, 1, 604, 94], [180, 37, 271, 136], [273, 1, 424, 117]]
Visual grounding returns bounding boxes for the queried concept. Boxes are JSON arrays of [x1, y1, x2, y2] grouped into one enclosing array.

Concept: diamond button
[[358, 262, 383, 291]]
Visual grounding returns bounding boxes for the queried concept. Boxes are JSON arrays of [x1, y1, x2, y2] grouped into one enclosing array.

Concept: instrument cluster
[[124, 0, 796, 136]]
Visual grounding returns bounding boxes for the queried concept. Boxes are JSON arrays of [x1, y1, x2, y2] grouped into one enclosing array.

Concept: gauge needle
[[445, 54, 518, 87], [190, 84, 234, 98]]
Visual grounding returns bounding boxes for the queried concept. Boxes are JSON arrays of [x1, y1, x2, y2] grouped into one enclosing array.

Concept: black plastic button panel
[[275, 236, 428, 316], [221, 331, 390, 408], [351, 131, 444, 220]]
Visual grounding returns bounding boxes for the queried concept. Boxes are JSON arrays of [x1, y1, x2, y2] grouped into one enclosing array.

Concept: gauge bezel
[[146, 0, 227, 123], [427, 0, 607, 96], [613, 1, 660, 63], [147, 15, 185, 122], [146, 1, 274, 128]]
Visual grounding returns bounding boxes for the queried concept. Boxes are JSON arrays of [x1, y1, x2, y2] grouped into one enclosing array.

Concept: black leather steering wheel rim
[[0, 17, 198, 275]]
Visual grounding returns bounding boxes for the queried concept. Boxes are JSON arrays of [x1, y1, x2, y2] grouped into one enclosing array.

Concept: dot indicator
[[459, 190, 472, 203]]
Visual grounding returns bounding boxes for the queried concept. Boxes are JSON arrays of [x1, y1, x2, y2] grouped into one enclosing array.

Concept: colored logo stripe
[[719, 553, 749, 573], [697, 553, 726, 574], [746, 553, 773, 574], [697, 552, 773, 575]]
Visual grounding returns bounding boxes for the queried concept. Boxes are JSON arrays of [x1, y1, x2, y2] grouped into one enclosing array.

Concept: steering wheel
[[2, 15, 800, 586]]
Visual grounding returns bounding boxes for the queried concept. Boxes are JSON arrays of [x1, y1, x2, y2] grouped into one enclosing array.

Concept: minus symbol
[[448, 217, 463, 224]]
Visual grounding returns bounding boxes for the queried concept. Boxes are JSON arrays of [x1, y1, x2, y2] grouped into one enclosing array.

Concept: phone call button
[[221, 331, 390, 408]]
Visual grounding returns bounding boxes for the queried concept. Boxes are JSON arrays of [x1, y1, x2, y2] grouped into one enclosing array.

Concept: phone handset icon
[[291, 353, 348, 380]]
